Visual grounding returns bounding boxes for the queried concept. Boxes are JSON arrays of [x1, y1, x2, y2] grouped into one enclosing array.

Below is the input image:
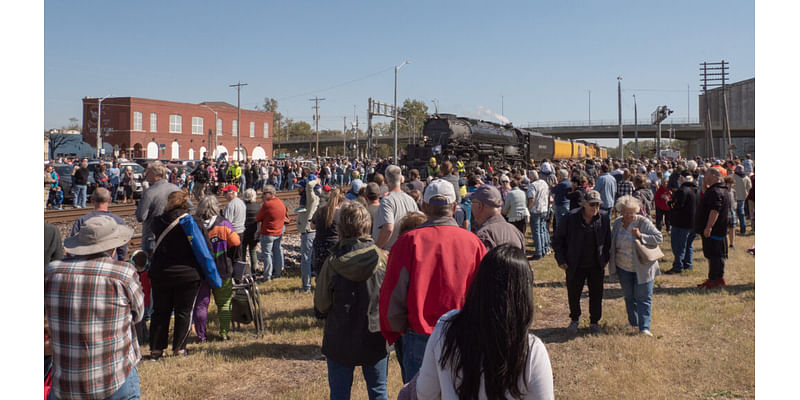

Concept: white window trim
[[150, 113, 157, 132], [169, 114, 182, 134], [133, 112, 143, 131], [249, 121, 255, 137], [264, 122, 269, 138], [217, 119, 222, 136], [232, 120, 238, 137], [192, 116, 204, 135]]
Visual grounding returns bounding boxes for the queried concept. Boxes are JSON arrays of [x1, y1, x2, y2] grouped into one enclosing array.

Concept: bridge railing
[[524, 117, 700, 128]]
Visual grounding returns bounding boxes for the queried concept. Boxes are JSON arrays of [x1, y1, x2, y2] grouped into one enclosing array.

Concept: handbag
[[633, 220, 664, 263]]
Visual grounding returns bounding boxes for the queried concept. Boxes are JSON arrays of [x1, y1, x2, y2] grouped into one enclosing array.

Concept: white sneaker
[[640, 329, 654, 337]]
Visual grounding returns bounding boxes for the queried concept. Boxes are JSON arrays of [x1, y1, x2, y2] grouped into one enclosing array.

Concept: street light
[[199, 104, 218, 160], [394, 60, 411, 164], [91, 94, 113, 159]]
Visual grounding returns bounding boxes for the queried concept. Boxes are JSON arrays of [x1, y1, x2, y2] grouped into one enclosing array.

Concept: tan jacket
[[297, 180, 319, 234]]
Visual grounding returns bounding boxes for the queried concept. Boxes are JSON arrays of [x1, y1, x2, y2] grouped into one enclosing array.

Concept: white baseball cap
[[423, 179, 456, 205]]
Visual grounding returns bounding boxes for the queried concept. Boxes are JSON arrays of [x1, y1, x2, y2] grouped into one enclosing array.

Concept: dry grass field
[[138, 230, 755, 399]]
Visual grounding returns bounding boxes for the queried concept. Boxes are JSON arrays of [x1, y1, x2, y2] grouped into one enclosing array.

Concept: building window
[[133, 112, 143, 131], [232, 120, 238, 137], [217, 119, 222, 136], [192, 117, 204, 135], [264, 122, 269, 138], [249, 121, 255, 137], [169, 114, 182, 133], [150, 113, 157, 132]]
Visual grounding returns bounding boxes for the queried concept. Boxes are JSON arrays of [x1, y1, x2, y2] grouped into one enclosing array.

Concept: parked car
[[52, 164, 75, 203]]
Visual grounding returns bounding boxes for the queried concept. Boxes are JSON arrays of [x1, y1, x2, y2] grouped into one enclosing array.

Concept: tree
[[371, 122, 392, 137], [67, 117, 80, 131], [47, 132, 79, 159], [287, 120, 313, 137], [398, 99, 428, 137], [260, 97, 284, 139]]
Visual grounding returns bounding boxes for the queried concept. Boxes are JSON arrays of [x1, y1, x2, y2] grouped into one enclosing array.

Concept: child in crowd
[[51, 186, 64, 210]]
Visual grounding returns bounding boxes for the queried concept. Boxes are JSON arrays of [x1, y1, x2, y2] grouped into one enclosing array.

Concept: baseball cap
[[735, 165, 743, 173], [221, 184, 238, 192], [500, 175, 510, 183], [423, 179, 456, 205], [323, 184, 332, 192], [584, 190, 602, 204], [307, 174, 317, 181], [468, 184, 502, 207], [365, 182, 380, 198]]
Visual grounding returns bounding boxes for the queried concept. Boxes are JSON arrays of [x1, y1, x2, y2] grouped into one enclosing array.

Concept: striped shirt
[[45, 256, 144, 400]]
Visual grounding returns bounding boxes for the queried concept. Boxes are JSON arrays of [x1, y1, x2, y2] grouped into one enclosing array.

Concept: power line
[[277, 66, 395, 101]]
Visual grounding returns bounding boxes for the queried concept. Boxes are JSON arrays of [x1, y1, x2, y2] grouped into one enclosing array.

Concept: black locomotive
[[403, 113, 606, 178]]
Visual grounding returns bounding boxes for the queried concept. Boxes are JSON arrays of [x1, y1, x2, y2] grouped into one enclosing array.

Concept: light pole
[[394, 60, 410, 165], [633, 94, 639, 159], [617, 77, 623, 160], [92, 94, 112, 159], [199, 104, 218, 160]]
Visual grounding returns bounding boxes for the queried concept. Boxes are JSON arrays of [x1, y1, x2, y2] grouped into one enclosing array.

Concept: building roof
[[199, 101, 237, 109]]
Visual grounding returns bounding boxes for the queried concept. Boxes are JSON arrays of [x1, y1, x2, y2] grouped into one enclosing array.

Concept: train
[[403, 113, 608, 177]]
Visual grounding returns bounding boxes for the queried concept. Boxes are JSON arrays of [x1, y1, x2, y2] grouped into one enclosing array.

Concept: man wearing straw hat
[[45, 215, 144, 400]]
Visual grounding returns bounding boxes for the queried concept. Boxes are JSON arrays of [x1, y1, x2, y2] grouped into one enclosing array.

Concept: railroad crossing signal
[[651, 105, 673, 125]]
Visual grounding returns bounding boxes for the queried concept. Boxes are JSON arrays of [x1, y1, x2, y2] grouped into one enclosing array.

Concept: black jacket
[[73, 167, 89, 186], [695, 183, 730, 237], [149, 208, 209, 283], [552, 207, 611, 281], [314, 238, 388, 366], [669, 181, 698, 229]]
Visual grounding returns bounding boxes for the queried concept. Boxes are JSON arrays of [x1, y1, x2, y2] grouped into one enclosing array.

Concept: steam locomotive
[[403, 113, 607, 177]]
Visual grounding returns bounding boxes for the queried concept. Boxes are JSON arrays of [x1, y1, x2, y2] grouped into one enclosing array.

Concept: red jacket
[[378, 218, 487, 345], [655, 186, 671, 211], [256, 197, 287, 236]]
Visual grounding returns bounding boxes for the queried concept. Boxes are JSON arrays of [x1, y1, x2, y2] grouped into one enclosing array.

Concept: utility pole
[[229, 82, 248, 161], [309, 97, 325, 165], [617, 77, 623, 160], [91, 95, 112, 159], [394, 60, 410, 165], [343, 116, 347, 158], [588, 90, 591, 126], [633, 94, 639, 159]]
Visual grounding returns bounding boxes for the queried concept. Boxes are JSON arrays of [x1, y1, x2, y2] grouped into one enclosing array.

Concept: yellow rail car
[[599, 147, 608, 159], [553, 139, 573, 159], [571, 141, 586, 159]]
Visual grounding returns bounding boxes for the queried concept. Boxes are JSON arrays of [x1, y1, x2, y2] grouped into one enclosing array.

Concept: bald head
[[92, 187, 111, 210]]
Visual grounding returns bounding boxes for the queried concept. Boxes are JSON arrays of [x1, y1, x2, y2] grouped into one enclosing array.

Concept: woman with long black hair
[[413, 244, 554, 399]]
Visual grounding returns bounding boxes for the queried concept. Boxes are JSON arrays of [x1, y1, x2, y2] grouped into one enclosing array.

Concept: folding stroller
[[230, 261, 265, 337]]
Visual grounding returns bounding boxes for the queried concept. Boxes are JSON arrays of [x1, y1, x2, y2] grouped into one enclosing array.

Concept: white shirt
[[527, 180, 550, 214], [416, 310, 554, 400]]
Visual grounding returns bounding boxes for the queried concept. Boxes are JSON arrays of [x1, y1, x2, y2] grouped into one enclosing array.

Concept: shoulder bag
[[154, 213, 223, 288], [633, 219, 664, 264]]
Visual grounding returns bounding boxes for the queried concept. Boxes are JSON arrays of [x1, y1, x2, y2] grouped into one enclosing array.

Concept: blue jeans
[[73, 184, 87, 208], [327, 357, 389, 400], [50, 366, 140, 400], [400, 330, 430, 384], [736, 200, 747, 234], [616, 268, 654, 332], [554, 204, 569, 234], [301, 231, 316, 290], [260, 235, 283, 279], [670, 227, 696, 271], [529, 212, 549, 257], [111, 184, 120, 202]]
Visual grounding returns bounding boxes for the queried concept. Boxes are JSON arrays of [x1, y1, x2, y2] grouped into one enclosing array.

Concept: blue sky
[[44, 0, 754, 141]]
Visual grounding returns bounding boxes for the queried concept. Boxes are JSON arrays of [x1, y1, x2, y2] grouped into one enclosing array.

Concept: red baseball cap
[[323, 184, 332, 192], [221, 184, 238, 192]]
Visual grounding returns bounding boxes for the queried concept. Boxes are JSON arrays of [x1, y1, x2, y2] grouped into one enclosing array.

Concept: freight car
[[404, 114, 607, 178]]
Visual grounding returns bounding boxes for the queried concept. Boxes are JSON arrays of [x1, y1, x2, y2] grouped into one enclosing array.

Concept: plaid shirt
[[616, 180, 634, 199], [45, 255, 144, 400]]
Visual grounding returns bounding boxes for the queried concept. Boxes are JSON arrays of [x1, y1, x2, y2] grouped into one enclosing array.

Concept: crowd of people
[[44, 152, 755, 399]]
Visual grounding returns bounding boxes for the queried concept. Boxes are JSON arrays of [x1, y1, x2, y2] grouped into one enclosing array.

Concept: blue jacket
[[552, 179, 572, 207], [594, 173, 617, 209]]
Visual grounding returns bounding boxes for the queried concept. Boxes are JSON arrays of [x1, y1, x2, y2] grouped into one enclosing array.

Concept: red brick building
[[81, 97, 273, 160]]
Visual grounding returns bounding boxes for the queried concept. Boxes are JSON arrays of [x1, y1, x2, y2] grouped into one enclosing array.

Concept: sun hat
[[64, 215, 133, 255]]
